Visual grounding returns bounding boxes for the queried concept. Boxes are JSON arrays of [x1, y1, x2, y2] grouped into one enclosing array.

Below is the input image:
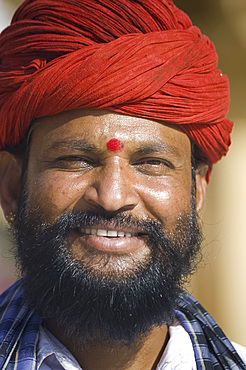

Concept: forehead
[[30, 108, 191, 156]]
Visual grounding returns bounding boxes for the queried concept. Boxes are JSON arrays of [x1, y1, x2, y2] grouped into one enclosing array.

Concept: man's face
[[24, 109, 193, 274], [13, 109, 204, 344]]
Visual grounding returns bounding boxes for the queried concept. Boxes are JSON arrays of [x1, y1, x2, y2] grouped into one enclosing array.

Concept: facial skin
[[24, 109, 195, 271], [0, 109, 207, 370], [14, 110, 202, 282]]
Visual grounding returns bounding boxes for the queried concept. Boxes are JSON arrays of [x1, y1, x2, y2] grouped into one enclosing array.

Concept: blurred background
[[0, 0, 245, 347]]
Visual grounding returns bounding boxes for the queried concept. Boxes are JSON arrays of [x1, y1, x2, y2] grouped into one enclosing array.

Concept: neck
[[46, 321, 169, 370]]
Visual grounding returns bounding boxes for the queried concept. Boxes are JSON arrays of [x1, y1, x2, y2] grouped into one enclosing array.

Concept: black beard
[[14, 190, 202, 345]]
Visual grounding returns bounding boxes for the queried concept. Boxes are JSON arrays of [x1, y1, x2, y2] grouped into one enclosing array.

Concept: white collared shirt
[[37, 321, 246, 370]]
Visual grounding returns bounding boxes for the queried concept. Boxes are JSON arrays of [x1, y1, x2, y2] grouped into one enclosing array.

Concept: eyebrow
[[135, 142, 182, 158], [48, 139, 183, 158], [49, 139, 98, 152]]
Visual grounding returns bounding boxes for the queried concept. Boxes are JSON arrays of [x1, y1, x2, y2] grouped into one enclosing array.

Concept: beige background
[[0, 0, 245, 346]]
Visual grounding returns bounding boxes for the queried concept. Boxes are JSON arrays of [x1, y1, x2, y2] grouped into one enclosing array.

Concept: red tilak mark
[[106, 139, 124, 152]]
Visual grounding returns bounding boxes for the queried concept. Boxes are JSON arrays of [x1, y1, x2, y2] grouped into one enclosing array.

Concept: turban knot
[[0, 0, 233, 181]]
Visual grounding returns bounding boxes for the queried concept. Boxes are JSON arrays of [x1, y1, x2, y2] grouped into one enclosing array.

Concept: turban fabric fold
[[0, 0, 233, 180]]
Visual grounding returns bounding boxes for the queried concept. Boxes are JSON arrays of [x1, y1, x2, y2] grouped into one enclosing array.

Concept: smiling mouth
[[72, 226, 148, 253], [80, 228, 144, 238]]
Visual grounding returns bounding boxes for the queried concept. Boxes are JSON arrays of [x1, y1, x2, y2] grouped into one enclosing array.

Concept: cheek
[[26, 172, 87, 223], [136, 177, 192, 226]]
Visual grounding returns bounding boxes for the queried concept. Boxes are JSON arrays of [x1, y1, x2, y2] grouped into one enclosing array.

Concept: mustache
[[50, 210, 166, 241], [17, 208, 170, 251], [16, 205, 198, 267]]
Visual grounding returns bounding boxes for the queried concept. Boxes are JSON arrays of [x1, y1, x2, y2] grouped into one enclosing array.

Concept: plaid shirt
[[0, 280, 245, 370]]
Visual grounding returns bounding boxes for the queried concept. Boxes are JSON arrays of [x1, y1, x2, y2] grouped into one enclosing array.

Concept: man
[[0, 0, 245, 369]]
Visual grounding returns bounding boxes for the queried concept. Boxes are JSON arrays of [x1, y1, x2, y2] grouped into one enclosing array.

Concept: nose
[[83, 158, 138, 212]]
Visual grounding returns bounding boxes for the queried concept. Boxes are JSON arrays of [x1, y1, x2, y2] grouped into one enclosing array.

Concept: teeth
[[80, 228, 137, 237], [97, 229, 107, 236], [107, 230, 118, 237]]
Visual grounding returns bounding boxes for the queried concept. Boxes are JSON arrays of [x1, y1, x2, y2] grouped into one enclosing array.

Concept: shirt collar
[[37, 325, 81, 369], [157, 319, 196, 369], [37, 320, 196, 370]]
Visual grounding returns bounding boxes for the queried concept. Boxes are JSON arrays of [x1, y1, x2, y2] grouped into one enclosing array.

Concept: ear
[[0, 151, 22, 222], [195, 163, 208, 217]]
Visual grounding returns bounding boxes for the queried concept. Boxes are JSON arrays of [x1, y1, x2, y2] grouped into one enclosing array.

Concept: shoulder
[[232, 342, 246, 364], [0, 280, 25, 336], [0, 279, 23, 311], [0, 280, 42, 368]]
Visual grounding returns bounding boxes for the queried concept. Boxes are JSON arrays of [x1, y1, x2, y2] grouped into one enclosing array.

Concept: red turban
[[0, 0, 233, 181]]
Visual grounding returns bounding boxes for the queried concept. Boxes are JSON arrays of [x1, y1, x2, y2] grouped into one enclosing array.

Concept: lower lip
[[78, 234, 143, 253]]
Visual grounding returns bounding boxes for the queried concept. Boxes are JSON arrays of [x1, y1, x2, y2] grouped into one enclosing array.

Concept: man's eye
[[135, 158, 174, 167], [54, 156, 96, 170], [133, 158, 175, 175], [140, 159, 166, 165]]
